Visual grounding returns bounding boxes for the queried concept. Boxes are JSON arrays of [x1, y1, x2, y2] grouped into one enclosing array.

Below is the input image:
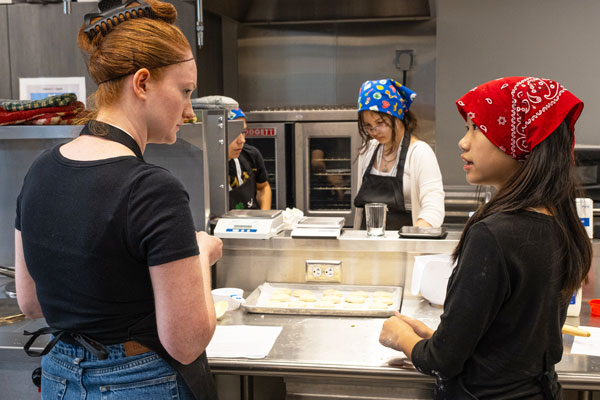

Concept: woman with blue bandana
[[354, 79, 445, 230], [227, 108, 272, 210]]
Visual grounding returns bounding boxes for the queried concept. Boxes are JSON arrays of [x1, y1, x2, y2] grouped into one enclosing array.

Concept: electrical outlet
[[306, 260, 342, 282]]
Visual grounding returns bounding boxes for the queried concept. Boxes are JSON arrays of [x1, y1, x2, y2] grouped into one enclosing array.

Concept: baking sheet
[[242, 282, 403, 317]]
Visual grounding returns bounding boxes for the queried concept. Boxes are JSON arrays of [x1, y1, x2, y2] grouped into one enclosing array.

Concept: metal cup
[[365, 203, 387, 236]]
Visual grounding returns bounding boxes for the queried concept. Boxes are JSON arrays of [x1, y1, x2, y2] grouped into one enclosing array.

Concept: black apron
[[23, 121, 217, 400], [229, 156, 259, 210], [354, 132, 412, 230]]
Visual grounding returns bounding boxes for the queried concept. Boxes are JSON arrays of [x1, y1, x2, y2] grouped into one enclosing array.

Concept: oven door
[[295, 122, 360, 226], [244, 123, 287, 210]]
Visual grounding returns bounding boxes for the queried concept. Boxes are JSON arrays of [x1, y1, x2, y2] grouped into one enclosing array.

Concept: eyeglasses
[[362, 122, 388, 135]]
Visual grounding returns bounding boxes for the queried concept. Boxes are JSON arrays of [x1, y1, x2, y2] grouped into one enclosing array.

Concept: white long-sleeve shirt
[[356, 139, 445, 227]]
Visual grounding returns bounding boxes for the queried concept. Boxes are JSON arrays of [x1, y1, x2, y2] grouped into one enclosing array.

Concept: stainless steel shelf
[[0, 125, 80, 140]]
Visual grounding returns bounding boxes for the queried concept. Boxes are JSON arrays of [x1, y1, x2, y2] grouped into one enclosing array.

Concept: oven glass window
[[309, 137, 352, 211], [246, 137, 277, 209]]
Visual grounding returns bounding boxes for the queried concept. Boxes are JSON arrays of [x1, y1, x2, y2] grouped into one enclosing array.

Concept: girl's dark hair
[[356, 110, 418, 159], [453, 120, 592, 300]]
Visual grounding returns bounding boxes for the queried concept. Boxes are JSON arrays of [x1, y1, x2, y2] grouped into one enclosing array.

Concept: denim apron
[[23, 121, 217, 400], [354, 132, 412, 230]]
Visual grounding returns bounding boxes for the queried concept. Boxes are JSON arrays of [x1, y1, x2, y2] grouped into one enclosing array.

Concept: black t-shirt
[[15, 144, 199, 344], [412, 210, 566, 398], [228, 145, 268, 189]]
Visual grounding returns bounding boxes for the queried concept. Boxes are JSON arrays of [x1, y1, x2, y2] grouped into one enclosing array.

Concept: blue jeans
[[41, 340, 195, 400]]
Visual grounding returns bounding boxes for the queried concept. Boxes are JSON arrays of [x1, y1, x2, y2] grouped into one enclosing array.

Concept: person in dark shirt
[[379, 77, 592, 399], [14, 1, 222, 399], [227, 108, 272, 209]]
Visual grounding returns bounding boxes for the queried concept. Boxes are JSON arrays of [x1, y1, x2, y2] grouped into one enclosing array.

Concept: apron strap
[[79, 121, 145, 162], [23, 326, 110, 360], [395, 131, 411, 178], [231, 158, 244, 190]]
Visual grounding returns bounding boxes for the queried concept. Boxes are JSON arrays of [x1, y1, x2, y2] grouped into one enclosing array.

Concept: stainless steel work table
[[1, 288, 600, 397]]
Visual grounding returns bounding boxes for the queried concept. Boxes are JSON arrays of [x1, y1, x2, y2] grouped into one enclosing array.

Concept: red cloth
[[456, 77, 583, 160], [0, 102, 84, 126]]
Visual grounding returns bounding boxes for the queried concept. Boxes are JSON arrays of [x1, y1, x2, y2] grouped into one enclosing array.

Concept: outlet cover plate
[[305, 260, 342, 282]]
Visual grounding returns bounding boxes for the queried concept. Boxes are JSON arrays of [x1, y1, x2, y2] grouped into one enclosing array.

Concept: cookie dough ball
[[373, 291, 393, 298], [320, 295, 341, 304], [273, 287, 292, 295], [292, 289, 313, 297], [368, 302, 391, 309], [372, 297, 394, 305], [265, 300, 283, 307], [288, 301, 307, 308], [314, 300, 336, 308], [269, 293, 290, 302], [322, 289, 343, 297], [299, 294, 317, 302], [345, 295, 366, 304], [352, 291, 370, 298]]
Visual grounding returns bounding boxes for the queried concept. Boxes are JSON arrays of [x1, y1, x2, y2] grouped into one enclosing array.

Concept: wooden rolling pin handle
[[562, 324, 591, 337]]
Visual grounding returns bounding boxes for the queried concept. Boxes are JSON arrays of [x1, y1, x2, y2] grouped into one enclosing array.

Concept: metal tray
[[242, 282, 403, 317]]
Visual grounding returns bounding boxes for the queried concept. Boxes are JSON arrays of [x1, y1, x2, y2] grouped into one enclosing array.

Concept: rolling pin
[[562, 324, 591, 337]]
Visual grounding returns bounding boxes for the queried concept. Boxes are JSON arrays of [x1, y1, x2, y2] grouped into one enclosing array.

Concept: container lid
[[191, 96, 239, 110]]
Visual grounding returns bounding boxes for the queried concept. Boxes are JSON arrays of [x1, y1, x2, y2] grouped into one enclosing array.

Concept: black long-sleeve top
[[412, 211, 568, 399]]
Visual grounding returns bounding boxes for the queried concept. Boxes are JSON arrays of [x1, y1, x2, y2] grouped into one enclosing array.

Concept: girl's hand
[[396, 312, 435, 339], [379, 313, 433, 359], [196, 231, 223, 266]]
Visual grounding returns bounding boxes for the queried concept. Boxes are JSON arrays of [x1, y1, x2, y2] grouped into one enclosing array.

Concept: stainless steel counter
[[1, 233, 600, 396], [1, 291, 599, 391]]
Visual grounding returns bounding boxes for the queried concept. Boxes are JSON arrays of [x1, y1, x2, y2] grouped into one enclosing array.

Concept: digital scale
[[214, 209, 284, 239], [290, 217, 345, 239]]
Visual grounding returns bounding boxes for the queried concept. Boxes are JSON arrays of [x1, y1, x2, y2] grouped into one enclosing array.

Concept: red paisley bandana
[[456, 77, 583, 160]]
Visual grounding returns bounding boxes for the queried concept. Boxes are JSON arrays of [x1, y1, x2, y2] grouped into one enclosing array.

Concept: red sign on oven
[[245, 127, 276, 137]]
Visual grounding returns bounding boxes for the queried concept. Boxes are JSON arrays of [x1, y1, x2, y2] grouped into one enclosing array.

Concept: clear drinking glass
[[365, 203, 387, 236]]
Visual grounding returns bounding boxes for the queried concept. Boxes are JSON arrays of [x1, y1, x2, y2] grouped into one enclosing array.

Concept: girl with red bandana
[[379, 77, 591, 399]]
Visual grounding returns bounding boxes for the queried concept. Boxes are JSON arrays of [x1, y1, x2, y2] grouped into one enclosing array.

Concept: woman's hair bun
[[78, 0, 178, 52]]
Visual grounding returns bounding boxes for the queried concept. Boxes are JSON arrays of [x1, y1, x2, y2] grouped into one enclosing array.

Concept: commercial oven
[[246, 107, 358, 226], [242, 122, 290, 210]]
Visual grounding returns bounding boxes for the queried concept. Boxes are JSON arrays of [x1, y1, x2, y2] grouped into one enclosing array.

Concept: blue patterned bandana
[[357, 79, 417, 120], [227, 108, 246, 121]]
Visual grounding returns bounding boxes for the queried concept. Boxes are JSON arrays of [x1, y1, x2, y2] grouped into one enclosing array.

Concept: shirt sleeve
[[411, 222, 510, 379], [408, 142, 445, 226], [15, 192, 22, 231], [127, 167, 199, 267]]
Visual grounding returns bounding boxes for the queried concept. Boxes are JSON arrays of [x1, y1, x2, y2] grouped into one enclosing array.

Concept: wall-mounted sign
[[19, 77, 86, 106]]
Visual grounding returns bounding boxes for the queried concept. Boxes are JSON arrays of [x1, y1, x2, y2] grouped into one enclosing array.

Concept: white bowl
[[212, 288, 245, 311]]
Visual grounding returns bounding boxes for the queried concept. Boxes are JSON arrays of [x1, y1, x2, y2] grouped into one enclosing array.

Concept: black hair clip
[[83, 0, 154, 40]]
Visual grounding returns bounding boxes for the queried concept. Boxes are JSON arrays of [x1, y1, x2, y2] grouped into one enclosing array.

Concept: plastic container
[[576, 198, 594, 239], [567, 288, 582, 317], [212, 288, 245, 311], [589, 299, 600, 316]]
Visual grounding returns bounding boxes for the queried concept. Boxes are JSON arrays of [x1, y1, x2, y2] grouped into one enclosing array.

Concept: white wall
[[436, 0, 600, 184]]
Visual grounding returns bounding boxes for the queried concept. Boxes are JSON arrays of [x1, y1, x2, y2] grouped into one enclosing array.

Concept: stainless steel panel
[[0, 7, 10, 99], [216, 230, 462, 293], [295, 122, 360, 226], [202, 110, 229, 218], [203, 0, 431, 24]]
